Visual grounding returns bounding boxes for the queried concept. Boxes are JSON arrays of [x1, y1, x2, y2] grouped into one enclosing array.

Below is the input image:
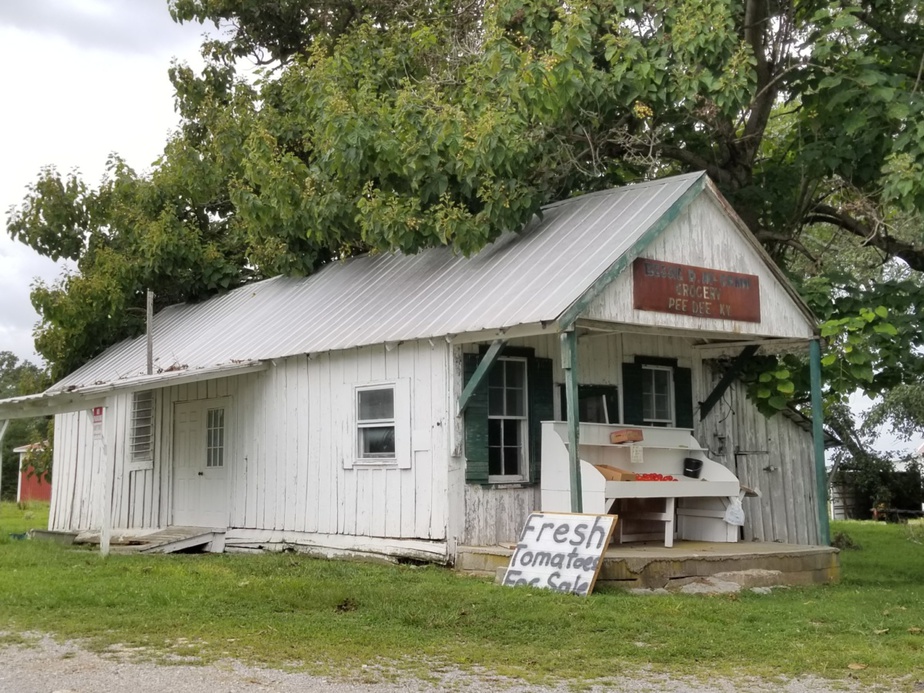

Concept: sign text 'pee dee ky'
[[502, 512, 617, 596]]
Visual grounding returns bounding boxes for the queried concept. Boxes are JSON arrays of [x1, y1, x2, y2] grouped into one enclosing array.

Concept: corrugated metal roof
[[50, 172, 704, 392]]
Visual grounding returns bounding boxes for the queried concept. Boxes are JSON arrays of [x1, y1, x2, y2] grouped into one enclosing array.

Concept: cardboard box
[[609, 428, 644, 444], [594, 465, 636, 481]]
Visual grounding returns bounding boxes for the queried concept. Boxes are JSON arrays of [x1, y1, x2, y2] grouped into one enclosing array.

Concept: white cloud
[[0, 1, 208, 365], [0, 0, 212, 55], [848, 390, 924, 460]]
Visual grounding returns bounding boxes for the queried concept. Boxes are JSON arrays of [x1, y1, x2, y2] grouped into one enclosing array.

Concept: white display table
[[540, 422, 742, 547]]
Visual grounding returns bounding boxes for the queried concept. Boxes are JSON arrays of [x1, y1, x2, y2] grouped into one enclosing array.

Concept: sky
[[0, 0, 211, 364]]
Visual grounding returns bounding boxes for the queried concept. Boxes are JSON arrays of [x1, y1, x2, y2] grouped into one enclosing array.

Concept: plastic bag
[[724, 497, 745, 526]]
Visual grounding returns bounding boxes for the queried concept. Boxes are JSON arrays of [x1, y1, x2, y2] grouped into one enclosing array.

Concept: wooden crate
[[594, 464, 636, 481], [609, 428, 644, 444]]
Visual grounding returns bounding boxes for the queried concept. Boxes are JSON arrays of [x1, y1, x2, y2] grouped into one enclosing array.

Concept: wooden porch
[[456, 540, 840, 590]]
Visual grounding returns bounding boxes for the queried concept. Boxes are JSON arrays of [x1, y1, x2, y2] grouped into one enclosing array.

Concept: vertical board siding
[[463, 485, 541, 546], [50, 340, 451, 544], [51, 395, 132, 531], [306, 362, 323, 533], [236, 341, 449, 541], [696, 361, 820, 545], [294, 356, 310, 533]]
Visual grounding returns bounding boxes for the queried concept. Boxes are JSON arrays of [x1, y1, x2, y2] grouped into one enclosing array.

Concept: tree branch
[[806, 204, 924, 272], [656, 146, 734, 187], [740, 0, 779, 160], [824, 411, 867, 485], [754, 230, 818, 264]]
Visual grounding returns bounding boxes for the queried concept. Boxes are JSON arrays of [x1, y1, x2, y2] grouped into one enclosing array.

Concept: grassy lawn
[[1, 507, 922, 689], [0, 501, 49, 536]]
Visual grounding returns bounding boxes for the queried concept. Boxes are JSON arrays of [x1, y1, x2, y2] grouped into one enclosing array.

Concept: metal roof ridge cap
[[539, 171, 704, 212]]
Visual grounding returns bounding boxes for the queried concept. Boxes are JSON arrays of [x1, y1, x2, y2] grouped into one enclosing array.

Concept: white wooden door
[[173, 399, 230, 528]]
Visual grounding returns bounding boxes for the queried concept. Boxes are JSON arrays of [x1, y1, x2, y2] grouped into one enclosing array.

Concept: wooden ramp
[[137, 527, 226, 554]]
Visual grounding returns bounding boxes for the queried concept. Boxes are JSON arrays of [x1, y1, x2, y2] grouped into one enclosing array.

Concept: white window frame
[[129, 390, 155, 467], [350, 379, 411, 469], [487, 357, 529, 483], [641, 364, 675, 426]]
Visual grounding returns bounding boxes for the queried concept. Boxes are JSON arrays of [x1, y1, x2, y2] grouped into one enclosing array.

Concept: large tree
[[0, 352, 48, 500], [6, 1, 924, 434]]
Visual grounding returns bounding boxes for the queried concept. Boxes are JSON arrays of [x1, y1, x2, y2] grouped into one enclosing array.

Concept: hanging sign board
[[502, 512, 617, 596], [91, 406, 104, 441], [633, 258, 761, 323]]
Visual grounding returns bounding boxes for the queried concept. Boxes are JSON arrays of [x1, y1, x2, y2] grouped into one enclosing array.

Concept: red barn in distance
[[13, 442, 51, 503]]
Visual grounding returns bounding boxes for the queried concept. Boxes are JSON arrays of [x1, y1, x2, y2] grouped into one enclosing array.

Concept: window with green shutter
[[622, 357, 693, 429], [463, 347, 553, 485]]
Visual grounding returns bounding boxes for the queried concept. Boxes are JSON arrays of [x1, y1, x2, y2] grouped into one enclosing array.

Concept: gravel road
[[0, 633, 889, 693]]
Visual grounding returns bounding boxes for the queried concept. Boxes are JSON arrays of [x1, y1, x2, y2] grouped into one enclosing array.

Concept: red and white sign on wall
[[633, 258, 761, 323], [92, 406, 104, 441]]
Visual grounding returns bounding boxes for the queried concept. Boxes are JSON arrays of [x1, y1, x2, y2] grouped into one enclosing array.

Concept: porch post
[[809, 339, 831, 545], [561, 330, 582, 512], [97, 401, 116, 557]]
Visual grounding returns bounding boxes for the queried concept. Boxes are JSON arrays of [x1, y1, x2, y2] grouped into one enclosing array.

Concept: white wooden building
[[0, 172, 829, 561]]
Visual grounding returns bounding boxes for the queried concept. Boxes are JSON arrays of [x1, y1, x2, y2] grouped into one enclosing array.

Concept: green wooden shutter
[[528, 357, 554, 482], [622, 362, 645, 425], [463, 353, 490, 484], [674, 367, 694, 429]]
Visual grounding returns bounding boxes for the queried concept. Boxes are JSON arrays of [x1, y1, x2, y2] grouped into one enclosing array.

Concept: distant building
[[13, 442, 51, 503]]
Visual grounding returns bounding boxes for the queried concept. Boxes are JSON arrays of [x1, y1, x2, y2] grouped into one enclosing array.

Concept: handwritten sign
[[502, 512, 617, 596], [633, 258, 761, 323]]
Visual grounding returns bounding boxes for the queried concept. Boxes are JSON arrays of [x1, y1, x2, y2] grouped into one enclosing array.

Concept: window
[[641, 365, 674, 425], [356, 386, 396, 460], [130, 391, 155, 462], [206, 407, 225, 468], [488, 358, 528, 480], [622, 358, 694, 429], [347, 380, 410, 469], [462, 347, 554, 485]]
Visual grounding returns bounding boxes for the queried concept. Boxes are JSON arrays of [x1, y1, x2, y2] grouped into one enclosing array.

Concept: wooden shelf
[[578, 443, 706, 451], [604, 479, 739, 499]]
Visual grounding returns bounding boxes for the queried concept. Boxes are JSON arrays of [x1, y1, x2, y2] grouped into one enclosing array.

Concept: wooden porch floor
[[456, 540, 840, 589]]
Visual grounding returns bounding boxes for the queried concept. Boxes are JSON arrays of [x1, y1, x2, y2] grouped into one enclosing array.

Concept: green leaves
[[749, 363, 799, 415]]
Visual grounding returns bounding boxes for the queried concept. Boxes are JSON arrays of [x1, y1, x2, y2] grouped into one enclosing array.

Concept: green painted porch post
[[561, 330, 582, 512], [810, 339, 831, 545]]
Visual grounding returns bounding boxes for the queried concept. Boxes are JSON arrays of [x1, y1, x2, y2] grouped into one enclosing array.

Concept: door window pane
[[206, 407, 225, 468]]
